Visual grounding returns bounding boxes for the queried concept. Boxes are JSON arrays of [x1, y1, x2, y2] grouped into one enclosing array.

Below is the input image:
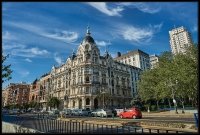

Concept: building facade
[[3, 82, 30, 107], [2, 90, 8, 107], [114, 50, 150, 71], [169, 26, 193, 55], [150, 54, 159, 69], [29, 79, 40, 104], [39, 73, 51, 110], [49, 27, 141, 110]]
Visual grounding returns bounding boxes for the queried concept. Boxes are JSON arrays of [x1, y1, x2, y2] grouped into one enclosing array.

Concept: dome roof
[[82, 26, 95, 44], [83, 35, 95, 44]]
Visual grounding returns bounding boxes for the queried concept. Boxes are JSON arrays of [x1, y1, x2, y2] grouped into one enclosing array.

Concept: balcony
[[121, 85, 126, 89], [92, 81, 100, 84], [84, 71, 92, 74], [102, 82, 108, 85], [93, 72, 99, 75], [116, 85, 120, 88]]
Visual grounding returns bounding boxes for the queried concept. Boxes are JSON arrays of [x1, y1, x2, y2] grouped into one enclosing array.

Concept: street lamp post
[[101, 91, 106, 109], [168, 79, 178, 114]]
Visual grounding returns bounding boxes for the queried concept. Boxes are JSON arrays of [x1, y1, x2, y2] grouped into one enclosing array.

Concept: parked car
[[40, 109, 48, 114], [71, 109, 80, 116], [48, 109, 60, 115], [2, 109, 9, 114], [20, 109, 26, 114], [78, 109, 91, 116], [9, 109, 20, 115], [91, 109, 113, 117], [115, 108, 124, 116], [119, 107, 142, 119], [27, 108, 32, 113], [61, 109, 72, 116], [111, 109, 117, 117]]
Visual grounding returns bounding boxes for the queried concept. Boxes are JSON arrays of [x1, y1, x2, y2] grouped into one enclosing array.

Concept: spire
[[86, 25, 91, 36]]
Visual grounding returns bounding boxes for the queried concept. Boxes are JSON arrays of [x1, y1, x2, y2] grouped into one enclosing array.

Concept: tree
[[2, 54, 12, 83], [96, 89, 111, 108], [130, 94, 143, 109], [137, 44, 198, 114], [29, 101, 38, 108], [47, 97, 60, 109]]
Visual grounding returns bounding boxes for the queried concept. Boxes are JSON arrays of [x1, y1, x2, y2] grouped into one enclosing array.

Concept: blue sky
[[2, 2, 198, 88]]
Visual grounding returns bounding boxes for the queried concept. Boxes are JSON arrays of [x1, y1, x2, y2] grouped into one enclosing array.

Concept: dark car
[[111, 109, 117, 117]]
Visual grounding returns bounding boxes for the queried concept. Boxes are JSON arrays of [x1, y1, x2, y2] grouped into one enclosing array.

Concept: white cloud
[[6, 22, 79, 43], [116, 23, 163, 44], [2, 31, 16, 41], [87, 2, 160, 17], [119, 2, 161, 14], [95, 40, 111, 46], [43, 31, 78, 43], [54, 53, 63, 65], [87, 2, 124, 16], [11, 47, 50, 58], [3, 43, 26, 50], [25, 58, 32, 62]]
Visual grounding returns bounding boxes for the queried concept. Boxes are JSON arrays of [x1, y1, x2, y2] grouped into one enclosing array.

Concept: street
[[2, 113, 195, 133]]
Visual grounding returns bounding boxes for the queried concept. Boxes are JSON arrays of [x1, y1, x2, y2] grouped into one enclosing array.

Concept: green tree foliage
[[29, 101, 38, 108], [47, 97, 60, 109], [95, 89, 111, 108], [2, 54, 13, 83], [137, 44, 198, 113]]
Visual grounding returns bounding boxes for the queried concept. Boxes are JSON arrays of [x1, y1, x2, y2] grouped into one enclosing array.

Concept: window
[[102, 74, 106, 84], [85, 44, 89, 50], [116, 77, 119, 85], [86, 87, 89, 94], [85, 76, 90, 83], [58, 80, 61, 88], [86, 98, 90, 105], [73, 100, 75, 108]]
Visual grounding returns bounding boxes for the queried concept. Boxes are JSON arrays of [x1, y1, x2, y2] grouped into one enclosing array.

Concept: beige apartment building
[[150, 54, 159, 69], [29, 74, 50, 110], [48, 27, 141, 110], [169, 26, 193, 55], [114, 49, 150, 71], [3, 82, 30, 107]]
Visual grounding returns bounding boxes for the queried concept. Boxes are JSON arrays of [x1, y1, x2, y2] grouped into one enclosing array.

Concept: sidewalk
[[142, 111, 194, 118]]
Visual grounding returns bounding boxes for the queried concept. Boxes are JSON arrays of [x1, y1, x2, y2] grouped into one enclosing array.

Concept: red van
[[119, 107, 142, 119]]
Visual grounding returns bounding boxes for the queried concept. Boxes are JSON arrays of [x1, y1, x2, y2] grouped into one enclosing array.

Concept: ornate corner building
[[48, 27, 142, 110]]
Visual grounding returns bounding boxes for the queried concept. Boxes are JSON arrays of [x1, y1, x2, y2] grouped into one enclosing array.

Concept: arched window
[[73, 100, 75, 108], [85, 44, 89, 50], [85, 76, 90, 83], [32, 95, 34, 100], [86, 98, 90, 105]]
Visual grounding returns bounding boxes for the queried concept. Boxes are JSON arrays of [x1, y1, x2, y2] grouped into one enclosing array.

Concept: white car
[[91, 109, 113, 117]]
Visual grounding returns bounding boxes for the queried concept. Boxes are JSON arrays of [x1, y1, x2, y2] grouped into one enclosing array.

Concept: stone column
[[90, 96, 94, 110], [82, 97, 85, 109]]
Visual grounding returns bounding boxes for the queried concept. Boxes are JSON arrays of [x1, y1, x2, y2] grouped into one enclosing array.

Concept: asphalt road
[[2, 113, 195, 133], [58, 114, 195, 124]]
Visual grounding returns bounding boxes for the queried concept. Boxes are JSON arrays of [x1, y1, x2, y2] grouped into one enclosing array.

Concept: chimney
[[117, 52, 121, 57]]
